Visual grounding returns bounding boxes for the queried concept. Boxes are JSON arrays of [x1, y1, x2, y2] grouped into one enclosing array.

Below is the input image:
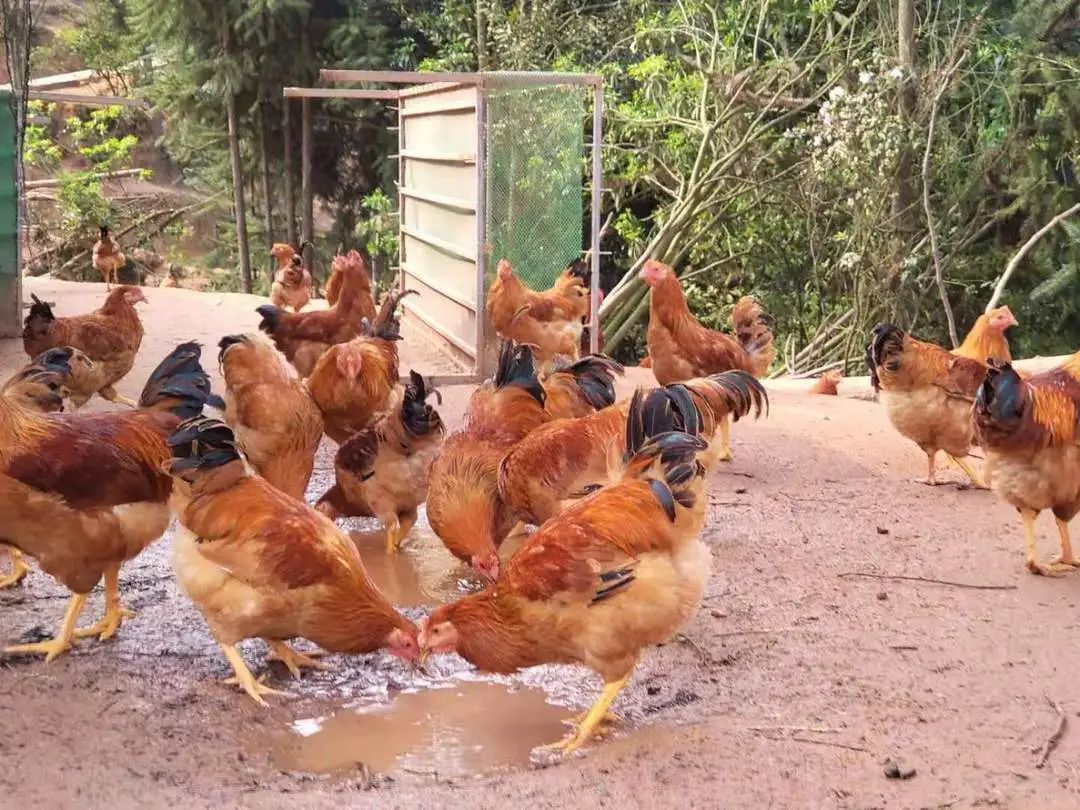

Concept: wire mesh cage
[[483, 83, 586, 290]]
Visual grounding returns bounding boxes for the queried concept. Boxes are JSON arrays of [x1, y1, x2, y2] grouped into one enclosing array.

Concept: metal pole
[[301, 97, 313, 269], [589, 83, 603, 355], [397, 100, 405, 295], [474, 86, 488, 376]]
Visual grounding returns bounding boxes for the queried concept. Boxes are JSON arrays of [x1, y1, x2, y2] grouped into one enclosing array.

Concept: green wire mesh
[[484, 84, 585, 290]]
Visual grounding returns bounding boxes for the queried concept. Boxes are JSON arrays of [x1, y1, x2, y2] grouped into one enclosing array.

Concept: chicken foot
[[0, 545, 29, 589], [913, 451, 939, 486], [220, 645, 295, 706], [4, 593, 88, 662], [74, 565, 135, 641], [716, 417, 733, 462], [384, 511, 419, 555], [99, 385, 139, 408], [539, 672, 631, 756], [266, 640, 330, 678], [1023, 510, 1080, 576], [946, 455, 988, 489]]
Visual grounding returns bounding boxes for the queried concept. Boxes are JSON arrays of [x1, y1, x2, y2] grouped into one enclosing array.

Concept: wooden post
[[283, 99, 297, 246], [589, 83, 603, 355]]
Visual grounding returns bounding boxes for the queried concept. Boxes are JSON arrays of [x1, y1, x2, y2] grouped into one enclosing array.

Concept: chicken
[[867, 323, 987, 487], [639, 260, 775, 385], [23, 286, 147, 408], [810, 369, 843, 396], [316, 371, 445, 553], [305, 289, 415, 443], [499, 371, 767, 527], [166, 416, 420, 704], [427, 342, 552, 580], [486, 259, 590, 367], [420, 389, 710, 756], [0, 347, 88, 589], [974, 352, 1080, 575], [953, 306, 1018, 363], [2, 346, 92, 415], [92, 225, 125, 289], [541, 354, 624, 420], [0, 342, 222, 660], [257, 250, 378, 378], [269, 243, 313, 313], [217, 334, 324, 499]]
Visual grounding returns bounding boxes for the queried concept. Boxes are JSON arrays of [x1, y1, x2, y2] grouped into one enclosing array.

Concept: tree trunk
[[891, 0, 919, 270], [300, 13, 314, 273], [283, 99, 297, 246], [476, 0, 489, 70], [222, 17, 252, 293], [259, 92, 275, 255]]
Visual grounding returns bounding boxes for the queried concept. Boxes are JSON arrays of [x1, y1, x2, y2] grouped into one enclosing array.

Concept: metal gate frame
[[284, 69, 603, 380]]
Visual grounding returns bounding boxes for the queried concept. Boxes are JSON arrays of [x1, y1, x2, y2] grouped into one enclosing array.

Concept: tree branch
[[986, 201, 1080, 312]]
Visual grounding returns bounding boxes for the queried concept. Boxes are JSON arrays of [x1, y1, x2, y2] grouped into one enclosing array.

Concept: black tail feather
[[494, 341, 546, 405], [168, 416, 243, 474], [139, 342, 225, 418], [256, 304, 283, 335], [401, 369, 444, 437], [550, 354, 624, 410]]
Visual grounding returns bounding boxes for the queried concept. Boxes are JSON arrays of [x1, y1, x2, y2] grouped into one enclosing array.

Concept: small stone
[[876, 591, 888, 601], [876, 527, 889, 535], [735, 487, 748, 494], [883, 758, 916, 779], [647, 684, 662, 696]]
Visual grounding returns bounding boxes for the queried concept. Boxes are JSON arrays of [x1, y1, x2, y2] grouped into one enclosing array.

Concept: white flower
[[839, 251, 862, 268], [859, 71, 874, 85], [887, 66, 905, 80], [828, 86, 847, 101]]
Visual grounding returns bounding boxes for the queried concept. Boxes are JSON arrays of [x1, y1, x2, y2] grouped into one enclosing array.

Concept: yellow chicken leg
[[0, 546, 29, 589], [1023, 510, 1079, 576], [74, 565, 135, 641], [266, 640, 329, 679], [540, 672, 631, 756], [914, 451, 939, 486], [385, 521, 402, 555], [947, 455, 988, 489], [1053, 518, 1080, 568], [99, 385, 139, 408], [5, 593, 88, 662], [716, 417, 733, 462], [220, 644, 294, 706]]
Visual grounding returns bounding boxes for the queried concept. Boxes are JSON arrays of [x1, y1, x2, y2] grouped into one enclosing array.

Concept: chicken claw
[[947, 455, 988, 489], [99, 385, 139, 408], [4, 593, 87, 662], [716, 417, 733, 462], [220, 644, 295, 706], [266, 640, 330, 679], [538, 673, 630, 757], [1022, 511, 1080, 576], [74, 566, 134, 641], [0, 546, 29, 589]]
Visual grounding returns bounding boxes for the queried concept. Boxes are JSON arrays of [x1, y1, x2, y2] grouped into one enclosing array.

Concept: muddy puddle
[[348, 510, 527, 608], [270, 680, 569, 777]]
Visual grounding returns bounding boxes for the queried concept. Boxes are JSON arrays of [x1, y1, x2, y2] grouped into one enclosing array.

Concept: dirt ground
[[2, 279, 1079, 809]]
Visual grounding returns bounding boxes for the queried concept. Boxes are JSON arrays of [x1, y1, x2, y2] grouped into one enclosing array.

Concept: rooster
[[23, 286, 147, 408], [305, 289, 415, 443], [0, 343, 223, 660], [92, 225, 125, 290], [420, 388, 711, 756], [953, 306, 1018, 364], [499, 371, 767, 527], [867, 323, 987, 487], [316, 371, 445, 553], [974, 351, 1080, 575], [257, 250, 377, 378], [639, 260, 775, 384], [167, 417, 420, 704], [269, 243, 313, 313], [218, 333, 324, 499], [486, 259, 590, 368], [428, 342, 620, 579]]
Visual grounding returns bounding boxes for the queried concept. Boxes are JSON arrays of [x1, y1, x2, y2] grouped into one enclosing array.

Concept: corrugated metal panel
[[0, 90, 19, 338]]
